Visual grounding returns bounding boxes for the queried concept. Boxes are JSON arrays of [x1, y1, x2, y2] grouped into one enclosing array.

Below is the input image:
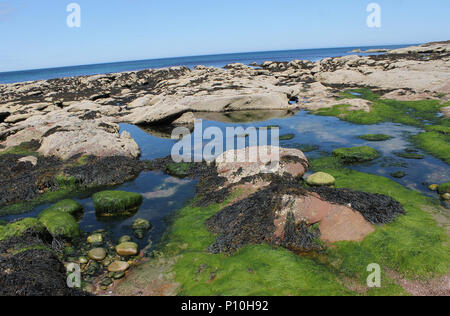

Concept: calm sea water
[[0, 44, 412, 84]]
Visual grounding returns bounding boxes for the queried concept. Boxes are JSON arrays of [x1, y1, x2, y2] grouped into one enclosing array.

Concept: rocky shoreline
[[0, 41, 449, 296]]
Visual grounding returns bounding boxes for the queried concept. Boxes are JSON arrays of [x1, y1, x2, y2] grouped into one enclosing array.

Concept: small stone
[[87, 233, 103, 244], [118, 235, 132, 244], [113, 271, 126, 280], [116, 242, 139, 256], [88, 248, 107, 261], [79, 257, 88, 264], [107, 261, 130, 273], [306, 172, 336, 186], [442, 193, 450, 201], [100, 278, 113, 287], [429, 184, 439, 191], [132, 218, 151, 231], [18, 156, 38, 166], [390, 171, 406, 179]]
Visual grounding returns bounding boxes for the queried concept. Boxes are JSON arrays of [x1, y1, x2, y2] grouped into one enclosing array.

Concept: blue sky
[[0, 0, 449, 72]]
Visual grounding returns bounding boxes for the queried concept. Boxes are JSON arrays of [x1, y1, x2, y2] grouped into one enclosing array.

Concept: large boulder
[[215, 146, 309, 184]]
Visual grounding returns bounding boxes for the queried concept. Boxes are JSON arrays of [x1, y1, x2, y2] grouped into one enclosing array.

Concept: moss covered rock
[[132, 218, 152, 239], [38, 210, 80, 239], [43, 199, 83, 216], [438, 183, 450, 195], [332, 146, 380, 163], [93, 191, 143, 217], [166, 163, 190, 178], [306, 172, 336, 186], [0, 218, 46, 241], [359, 134, 392, 141]]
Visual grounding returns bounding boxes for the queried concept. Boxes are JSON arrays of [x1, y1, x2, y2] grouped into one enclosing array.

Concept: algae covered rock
[[306, 172, 336, 186], [43, 199, 83, 216], [359, 134, 392, 141], [166, 162, 190, 178], [0, 218, 46, 241], [93, 190, 143, 217], [333, 146, 380, 163], [438, 182, 450, 195], [132, 218, 152, 239], [38, 210, 80, 239]]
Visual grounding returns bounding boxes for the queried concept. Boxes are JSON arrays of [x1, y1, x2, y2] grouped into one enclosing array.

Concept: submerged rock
[[87, 233, 103, 244], [132, 218, 152, 239], [333, 146, 380, 163], [43, 199, 84, 217], [438, 182, 450, 195], [93, 190, 143, 217]]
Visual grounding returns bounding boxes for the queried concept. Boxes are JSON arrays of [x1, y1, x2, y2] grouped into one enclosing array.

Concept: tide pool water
[[2, 110, 447, 250]]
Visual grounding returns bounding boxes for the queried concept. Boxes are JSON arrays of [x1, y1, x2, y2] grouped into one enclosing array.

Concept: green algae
[[279, 134, 295, 141], [166, 162, 191, 178], [0, 218, 45, 241], [42, 199, 83, 216], [437, 182, 450, 195], [136, 157, 450, 296], [332, 146, 381, 163], [38, 210, 80, 239], [412, 132, 450, 164], [359, 134, 393, 141], [93, 190, 143, 217]]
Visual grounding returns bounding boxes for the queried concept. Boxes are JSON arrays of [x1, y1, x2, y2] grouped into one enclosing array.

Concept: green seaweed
[[0, 218, 45, 241], [279, 134, 295, 141], [93, 190, 143, 216], [437, 182, 450, 195], [332, 146, 380, 163], [412, 132, 450, 164], [167, 162, 191, 178], [42, 199, 83, 216], [359, 134, 393, 141], [38, 210, 80, 239]]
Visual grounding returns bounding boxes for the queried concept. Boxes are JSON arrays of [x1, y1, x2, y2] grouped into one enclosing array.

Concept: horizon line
[[0, 42, 420, 75]]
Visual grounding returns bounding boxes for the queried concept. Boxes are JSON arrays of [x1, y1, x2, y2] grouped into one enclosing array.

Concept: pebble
[[118, 235, 132, 244], [79, 256, 88, 264], [87, 233, 103, 244], [429, 184, 439, 191], [88, 248, 107, 261], [116, 242, 139, 256], [107, 261, 130, 273]]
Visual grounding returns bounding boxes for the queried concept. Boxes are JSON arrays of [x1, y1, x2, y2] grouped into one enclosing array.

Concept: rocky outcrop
[[0, 42, 448, 162]]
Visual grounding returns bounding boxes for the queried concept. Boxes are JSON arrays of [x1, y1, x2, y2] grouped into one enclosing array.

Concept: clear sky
[[0, 0, 449, 72]]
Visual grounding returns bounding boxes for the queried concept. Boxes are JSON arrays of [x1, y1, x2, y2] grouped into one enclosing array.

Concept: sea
[[0, 44, 413, 84]]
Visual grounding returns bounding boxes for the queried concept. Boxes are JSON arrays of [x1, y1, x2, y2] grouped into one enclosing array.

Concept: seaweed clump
[[206, 175, 404, 254], [0, 221, 89, 296]]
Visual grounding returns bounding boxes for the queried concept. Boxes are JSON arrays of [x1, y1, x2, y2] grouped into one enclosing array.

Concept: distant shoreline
[[0, 44, 414, 84]]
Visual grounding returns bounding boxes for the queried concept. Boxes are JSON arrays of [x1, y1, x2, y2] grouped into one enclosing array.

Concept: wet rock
[[107, 261, 130, 273], [390, 171, 407, 179], [442, 193, 450, 201], [428, 184, 439, 191], [93, 190, 143, 217], [118, 235, 132, 244], [88, 248, 107, 261], [306, 172, 336, 186], [116, 242, 139, 257], [87, 233, 103, 244], [79, 257, 88, 264], [132, 218, 152, 239]]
